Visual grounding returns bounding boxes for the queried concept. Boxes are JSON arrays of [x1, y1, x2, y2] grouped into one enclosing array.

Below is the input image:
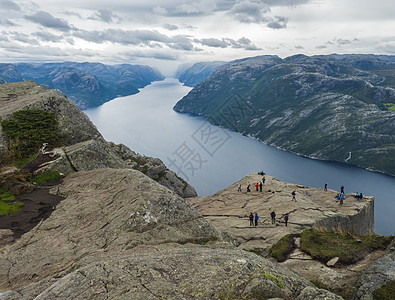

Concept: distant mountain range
[[0, 62, 164, 109], [174, 54, 395, 176]]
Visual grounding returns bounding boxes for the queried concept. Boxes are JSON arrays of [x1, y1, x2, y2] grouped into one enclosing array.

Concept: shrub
[[1, 110, 64, 163]]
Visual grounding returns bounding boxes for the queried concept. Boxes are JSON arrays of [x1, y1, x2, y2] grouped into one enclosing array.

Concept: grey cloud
[[228, 0, 271, 23], [267, 16, 288, 29], [295, 45, 304, 49], [316, 45, 327, 49], [0, 19, 17, 26], [8, 31, 39, 45], [337, 38, 352, 45], [89, 9, 118, 23], [163, 24, 179, 30], [0, 0, 20, 11], [196, 38, 228, 48], [74, 28, 171, 45], [74, 28, 194, 50], [33, 31, 63, 42], [260, 0, 311, 7], [195, 36, 260, 50], [24, 11, 72, 32]]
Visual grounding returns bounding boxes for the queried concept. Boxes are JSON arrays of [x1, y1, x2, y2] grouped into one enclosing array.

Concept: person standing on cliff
[[324, 183, 328, 191], [340, 185, 345, 194], [247, 184, 251, 192], [259, 181, 262, 192], [254, 213, 259, 226], [249, 212, 254, 226], [270, 211, 276, 224], [284, 213, 289, 226], [255, 183, 259, 191], [291, 191, 296, 201], [238, 183, 242, 192]]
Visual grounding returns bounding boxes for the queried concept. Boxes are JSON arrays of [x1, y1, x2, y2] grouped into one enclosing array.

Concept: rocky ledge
[[186, 173, 374, 251]]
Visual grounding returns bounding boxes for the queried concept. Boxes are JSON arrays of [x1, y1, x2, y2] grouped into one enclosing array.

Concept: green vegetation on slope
[[270, 229, 393, 265], [0, 186, 22, 216], [372, 280, 395, 300], [1, 110, 64, 164], [300, 229, 392, 264]]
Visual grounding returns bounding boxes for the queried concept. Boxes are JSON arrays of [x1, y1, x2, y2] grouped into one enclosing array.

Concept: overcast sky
[[1, 0, 395, 75]]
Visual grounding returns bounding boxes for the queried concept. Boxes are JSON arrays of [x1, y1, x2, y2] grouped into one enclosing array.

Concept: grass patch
[[1, 109, 64, 164], [372, 280, 395, 300], [269, 233, 298, 262], [300, 228, 393, 265], [0, 186, 23, 216], [31, 170, 64, 185], [383, 103, 395, 111], [310, 279, 329, 290]]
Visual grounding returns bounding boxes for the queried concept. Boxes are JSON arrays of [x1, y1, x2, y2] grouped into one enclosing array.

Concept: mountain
[[174, 54, 395, 177], [0, 62, 164, 109], [176, 61, 226, 87]]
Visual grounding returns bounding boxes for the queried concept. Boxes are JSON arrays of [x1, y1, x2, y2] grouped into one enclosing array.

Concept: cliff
[[186, 173, 374, 251]]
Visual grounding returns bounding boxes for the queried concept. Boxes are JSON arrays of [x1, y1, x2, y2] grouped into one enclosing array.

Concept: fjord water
[[84, 78, 395, 235]]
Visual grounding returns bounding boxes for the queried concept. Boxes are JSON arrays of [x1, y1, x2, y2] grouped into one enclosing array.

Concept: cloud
[[0, 0, 20, 11], [228, 0, 271, 23], [24, 11, 72, 32], [195, 36, 260, 50], [33, 31, 63, 42], [0, 19, 17, 27], [267, 16, 288, 29], [7, 32, 39, 45], [316, 45, 327, 49], [337, 38, 352, 45], [163, 24, 179, 30], [153, 6, 168, 15], [295, 45, 304, 49], [89, 9, 119, 23]]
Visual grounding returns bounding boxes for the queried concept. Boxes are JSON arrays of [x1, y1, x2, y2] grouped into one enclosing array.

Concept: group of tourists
[[249, 211, 289, 227], [238, 176, 266, 193]]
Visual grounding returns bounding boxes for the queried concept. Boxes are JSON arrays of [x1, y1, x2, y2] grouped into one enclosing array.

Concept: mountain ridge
[[174, 54, 395, 176]]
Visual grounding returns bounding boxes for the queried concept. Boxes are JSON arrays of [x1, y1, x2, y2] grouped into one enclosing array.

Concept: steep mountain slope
[[174, 54, 395, 176], [176, 61, 226, 86], [0, 62, 164, 109]]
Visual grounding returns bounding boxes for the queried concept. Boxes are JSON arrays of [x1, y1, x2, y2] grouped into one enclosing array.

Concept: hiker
[[254, 213, 259, 226], [259, 181, 262, 192], [340, 185, 345, 194], [249, 212, 254, 226], [284, 213, 289, 226], [291, 190, 296, 201], [324, 183, 328, 191], [258, 171, 264, 175], [238, 183, 241, 192], [255, 183, 259, 191], [270, 211, 276, 224], [339, 194, 345, 205], [247, 184, 251, 192], [262, 177, 266, 184]]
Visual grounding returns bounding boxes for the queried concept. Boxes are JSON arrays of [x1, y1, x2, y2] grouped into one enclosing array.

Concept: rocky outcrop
[[0, 168, 341, 299], [186, 173, 374, 251], [352, 246, 395, 300], [0, 81, 196, 198]]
